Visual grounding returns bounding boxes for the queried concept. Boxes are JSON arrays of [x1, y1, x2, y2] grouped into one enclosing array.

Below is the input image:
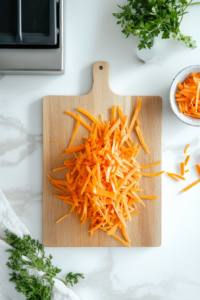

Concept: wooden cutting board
[[43, 61, 162, 247]]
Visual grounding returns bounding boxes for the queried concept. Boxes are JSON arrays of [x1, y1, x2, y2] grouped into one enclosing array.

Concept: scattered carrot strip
[[111, 106, 116, 126], [111, 233, 131, 248], [180, 162, 185, 176], [61, 144, 85, 157], [121, 98, 142, 144], [65, 111, 92, 132], [53, 166, 69, 172], [140, 161, 161, 169], [49, 102, 164, 247], [166, 172, 185, 180], [135, 124, 150, 154], [167, 174, 179, 182], [68, 113, 81, 148], [185, 155, 190, 166], [184, 144, 190, 154], [77, 107, 105, 131], [130, 211, 140, 217], [182, 179, 200, 193], [138, 171, 165, 177], [185, 170, 189, 173], [138, 195, 158, 200], [196, 165, 200, 177]]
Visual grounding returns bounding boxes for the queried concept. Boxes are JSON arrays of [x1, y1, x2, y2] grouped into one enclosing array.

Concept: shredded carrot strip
[[135, 124, 150, 154], [56, 204, 76, 223], [166, 174, 179, 181], [65, 111, 92, 132], [138, 195, 158, 199], [121, 98, 142, 144], [196, 165, 200, 177], [111, 233, 131, 248], [53, 166, 68, 172], [185, 155, 190, 166], [49, 102, 164, 247], [185, 170, 189, 173], [138, 171, 165, 177], [130, 211, 140, 217], [166, 172, 185, 180], [77, 107, 105, 131], [61, 145, 85, 157], [182, 179, 200, 193], [111, 106, 116, 126], [184, 144, 190, 154], [68, 113, 80, 148], [180, 162, 185, 176], [140, 161, 161, 169]]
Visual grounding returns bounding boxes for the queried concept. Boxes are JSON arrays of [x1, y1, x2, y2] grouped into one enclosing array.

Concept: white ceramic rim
[[169, 65, 200, 127]]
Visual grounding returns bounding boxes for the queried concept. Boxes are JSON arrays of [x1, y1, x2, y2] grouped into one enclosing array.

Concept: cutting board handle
[[92, 61, 111, 93]]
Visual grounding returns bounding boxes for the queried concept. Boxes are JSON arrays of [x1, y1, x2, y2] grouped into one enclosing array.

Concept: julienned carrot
[[185, 155, 190, 166], [53, 166, 69, 172], [138, 171, 165, 177], [182, 179, 200, 193], [135, 121, 150, 154], [138, 195, 158, 199], [65, 111, 92, 132], [180, 162, 185, 176], [196, 165, 200, 177], [176, 73, 200, 118], [166, 172, 185, 180], [49, 102, 164, 248], [77, 107, 105, 131], [184, 144, 190, 154], [121, 98, 142, 144], [61, 145, 85, 157], [167, 174, 179, 182], [140, 161, 161, 169], [68, 113, 81, 148]]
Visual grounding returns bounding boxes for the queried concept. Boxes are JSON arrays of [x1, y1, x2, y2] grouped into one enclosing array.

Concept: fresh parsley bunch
[[5, 229, 84, 300], [113, 0, 200, 50]]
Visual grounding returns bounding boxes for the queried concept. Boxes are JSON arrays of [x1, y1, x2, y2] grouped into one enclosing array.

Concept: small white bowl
[[169, 65, 200, 127]]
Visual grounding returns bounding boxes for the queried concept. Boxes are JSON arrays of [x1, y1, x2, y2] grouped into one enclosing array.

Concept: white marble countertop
[[1, 1, 200, 299]]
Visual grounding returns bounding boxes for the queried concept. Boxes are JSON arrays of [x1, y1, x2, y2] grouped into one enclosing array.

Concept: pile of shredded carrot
[[175, 73, 200, 118], [48, 98, 165, 247], [166, 143, 200, 193]]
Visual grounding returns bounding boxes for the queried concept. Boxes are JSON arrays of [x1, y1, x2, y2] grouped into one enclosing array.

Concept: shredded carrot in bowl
[[175, 73, 200, 118], [48, 99, 164, 247]]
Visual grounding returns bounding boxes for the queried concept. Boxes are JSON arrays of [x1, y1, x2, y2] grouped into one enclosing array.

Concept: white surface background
[[0, 1, 200, 299]]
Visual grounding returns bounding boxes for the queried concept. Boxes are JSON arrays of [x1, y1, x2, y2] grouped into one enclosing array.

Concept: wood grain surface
[[43, 62, 162, 247]]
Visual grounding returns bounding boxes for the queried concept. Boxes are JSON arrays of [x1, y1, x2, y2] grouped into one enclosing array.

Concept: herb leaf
[[4, 229, 84, 299], [113, 0, 199, 50]]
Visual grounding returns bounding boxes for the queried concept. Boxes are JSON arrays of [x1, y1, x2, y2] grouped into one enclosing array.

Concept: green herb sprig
[[5, 229, 84, 300], [113, 0, 200, 50]]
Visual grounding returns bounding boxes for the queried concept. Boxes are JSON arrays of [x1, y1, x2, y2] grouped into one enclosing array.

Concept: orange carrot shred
[[140, 161, 161, 169], [184, 144, 190, 154], [68, 113, 81, 148], [196, 165, 200, 177], [65, 111, 92, 132], [185, 155, 190, 166], [166, 172, 185, 180], [182, 179, 200, 193], [135, 125, 150, 154], [180, 162, 185, 176], [49, 101, 164, 247]]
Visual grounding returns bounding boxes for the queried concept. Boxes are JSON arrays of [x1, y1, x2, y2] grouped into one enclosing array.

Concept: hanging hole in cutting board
[[99, 66, 103, 70]]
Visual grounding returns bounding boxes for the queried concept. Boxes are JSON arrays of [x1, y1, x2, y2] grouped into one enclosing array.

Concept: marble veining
[[0, 115, 42, 166], [3, 189, 42, 217], [72, 251, 200, 300]]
